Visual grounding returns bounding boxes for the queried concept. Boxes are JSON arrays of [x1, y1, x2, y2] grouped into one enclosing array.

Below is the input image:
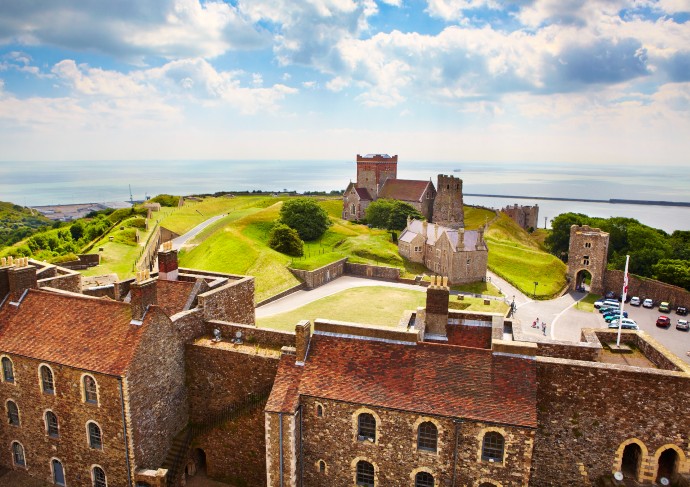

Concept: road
[[169, 214, 226, 251]]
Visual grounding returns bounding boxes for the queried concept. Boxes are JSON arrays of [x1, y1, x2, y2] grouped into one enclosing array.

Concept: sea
[[1, 160, 689, 233]]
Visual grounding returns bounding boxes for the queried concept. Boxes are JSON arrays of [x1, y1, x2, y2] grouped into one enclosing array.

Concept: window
[[2, 357, 14, 383], [318, 460, 326, 473], [84, 376, 98, 404], [12, 442, 25, 467], [584, 242, 592, 248], [357, 413, 376, 442], [583, 256, 590, 265], [356, 460, 375, 486], [52, 459, 65, 486], [46, 411, 59, 438], [40, 365, 54, 394], [481, 432, 505, 462], [92, 466, 107, 487], [7, 400, 19, 426], [415, 472, 434, 487], [88, 422, 102, 449], [414, 246, 422, 252], [417, 422, 438, 452], [316, 404, 323, 417]]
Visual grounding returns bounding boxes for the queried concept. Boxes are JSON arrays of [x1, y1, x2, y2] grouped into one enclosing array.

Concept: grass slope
[[485, 213, 567, 298], [0, 201, 52, 247]]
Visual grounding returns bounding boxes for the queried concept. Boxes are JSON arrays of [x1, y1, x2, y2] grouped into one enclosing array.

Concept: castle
[[502, 204, 539, 231], [1, 245, 689, 486]]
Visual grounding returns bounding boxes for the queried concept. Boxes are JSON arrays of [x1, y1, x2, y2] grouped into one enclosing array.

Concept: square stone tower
[[356, 153, 398, 200], [432, 174, 464, 229], [566, 225, 610, 294]]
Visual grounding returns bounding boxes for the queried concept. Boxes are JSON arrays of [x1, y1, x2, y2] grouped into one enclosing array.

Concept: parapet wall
[[344, 261, 400, 280], [604, 269, 690, 309], [198, 276, 255, 325], [288, 258, 346, 289]]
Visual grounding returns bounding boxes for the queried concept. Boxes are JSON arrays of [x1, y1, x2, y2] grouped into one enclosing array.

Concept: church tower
[[356, 154, 398, 199], [432, 174, 464, 229]]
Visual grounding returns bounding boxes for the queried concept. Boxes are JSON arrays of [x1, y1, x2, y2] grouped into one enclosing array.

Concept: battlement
[[357, 153, 398, 163]]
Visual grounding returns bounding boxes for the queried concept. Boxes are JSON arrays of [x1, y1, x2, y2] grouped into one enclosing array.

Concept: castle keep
[[1, 250, 688, 486]]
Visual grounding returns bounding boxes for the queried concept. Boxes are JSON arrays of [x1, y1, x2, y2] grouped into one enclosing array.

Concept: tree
[[387, 201, 423, 231], [365, 199, 423, 230], [652, 259, 690, 290], [279, 198, 331, 241], [268, 224, 304, 256], [69, 221, 84, 241], [365, 200, 395, 228], [545, 213, 591, 261]]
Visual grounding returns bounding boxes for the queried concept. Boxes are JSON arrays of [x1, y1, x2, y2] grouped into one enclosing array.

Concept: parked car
[[605, 291, 616, 299], [677, 319, 689, 331], [608, 318, 639, 330], [659, 301, 671, 312], [677, 306, 688, 316], [594, 298, 620, 309], [629, 296, 641, 306], [604, 312, 628, 323], [599, 305, 620, 314], [656, 316, 671, 328], [642, 298, 654, 308]]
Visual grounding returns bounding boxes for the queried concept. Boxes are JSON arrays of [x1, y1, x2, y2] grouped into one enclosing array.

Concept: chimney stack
[[130, 271, 157, 321], [6, 258, 38, 302], [295, 320, 312, 365], [158, 241, 179, 281], [424, 275, 450, 339]]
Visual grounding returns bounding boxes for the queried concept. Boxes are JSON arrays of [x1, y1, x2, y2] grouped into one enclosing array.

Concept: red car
[[656, 316, 671, 328]]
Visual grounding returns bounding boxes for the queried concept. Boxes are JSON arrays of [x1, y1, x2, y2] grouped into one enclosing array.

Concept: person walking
[[533, 317, 540, 328], [542, 322, 547, 336]]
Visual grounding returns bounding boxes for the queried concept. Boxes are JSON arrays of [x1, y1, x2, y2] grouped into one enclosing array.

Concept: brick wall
[[198, 277, 255, 324], [0, 355, 130, 486], [125, 307, 188, 469], [344, 262, 400, 280], [185, 342, 280, 424], [288, 259, 346, 289], [531, 357, 690, 486], [605, 269, 690, 308]]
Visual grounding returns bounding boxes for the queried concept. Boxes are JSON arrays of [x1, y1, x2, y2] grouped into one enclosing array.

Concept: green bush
[[149, 194, 180, 207], [279, 198, 331, 241], [268, 224, 304, 256]]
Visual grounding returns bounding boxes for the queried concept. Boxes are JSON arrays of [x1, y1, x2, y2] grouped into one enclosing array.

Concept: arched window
[[415, 471, 434, 487], [316, 404, 323, 417], [318, 460, 326, 473], [92, 466, 107, 487], [40, 365, 54, 394], [417, 422, 438, 452], [481, 432, 505, 462], [88, 422, 102, 449], [356, 460, 375, 486], [358, 413, 376, 442], [52, 459, 65, 486], [12, 442, 25, 467], [2, 357, 14, 383], [45, 411, 59, 438], [7, 400, 20, 426], [84, 375, 98, 404]]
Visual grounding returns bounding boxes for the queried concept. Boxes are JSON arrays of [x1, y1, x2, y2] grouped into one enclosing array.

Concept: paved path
[[169, 214, 226, 250], [256, 276, 427, 318]]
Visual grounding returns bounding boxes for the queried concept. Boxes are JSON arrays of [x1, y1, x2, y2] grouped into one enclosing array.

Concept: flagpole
[[616, 255, 630, 347]]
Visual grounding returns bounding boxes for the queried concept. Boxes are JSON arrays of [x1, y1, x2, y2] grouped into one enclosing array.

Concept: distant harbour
[[465, 193, 690, 208]]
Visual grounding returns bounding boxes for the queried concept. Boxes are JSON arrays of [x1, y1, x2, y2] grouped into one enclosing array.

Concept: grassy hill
[[0, 201, 52, 247], [485, 213, 567, 298]]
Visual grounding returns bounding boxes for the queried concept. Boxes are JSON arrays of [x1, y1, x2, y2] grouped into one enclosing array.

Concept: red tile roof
[[156, 279, 196, 316], [355, 187, 373, 201], [265, 356, 302, 413], [378, 179, 432, 202], [269, 335, 536, 428], [0, 289, 149, 376]]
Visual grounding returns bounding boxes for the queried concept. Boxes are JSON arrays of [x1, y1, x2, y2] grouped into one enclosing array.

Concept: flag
[[623, 272, 629, 295]]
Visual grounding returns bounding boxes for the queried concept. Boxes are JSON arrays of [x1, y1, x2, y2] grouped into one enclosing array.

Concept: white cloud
[[425, 0, 501, 21]]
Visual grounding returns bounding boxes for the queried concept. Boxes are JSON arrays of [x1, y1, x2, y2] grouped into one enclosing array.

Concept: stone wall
[[125, 307, 188, 469], [255, 282, 306, 307], [344, 262, 400, 280], [531, 356, 690, 486], [185, 341, 281, 424], [55, 254, 100, 270], [288, 259, 346, 289], [604, 269, 690, 309], [0, 355, 130, 486], [207, 321, 295, 348], [536, 342, 600, 361], [593, 330, 685, 371], [37, 271, 81, 293], [171, 308, 207, 344], [298, 396, 534, 487], [198, 277, 255, 324]]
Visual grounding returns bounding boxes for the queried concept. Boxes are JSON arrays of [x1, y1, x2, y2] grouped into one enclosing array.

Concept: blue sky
[[0, 0, 689, 164]]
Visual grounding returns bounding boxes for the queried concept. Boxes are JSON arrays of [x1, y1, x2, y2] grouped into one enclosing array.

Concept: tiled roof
[[0, 289, 148, 376], [271, 335, 537, 427], [378, 179, 431, 202], [404, 219, 486, 251], [265, 356, 302, 413], [355, 187, 373, 201], [156, 279, 196, 316]]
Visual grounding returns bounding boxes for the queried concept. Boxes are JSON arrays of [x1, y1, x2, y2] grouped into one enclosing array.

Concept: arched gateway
[[566, 225, 610, 294]]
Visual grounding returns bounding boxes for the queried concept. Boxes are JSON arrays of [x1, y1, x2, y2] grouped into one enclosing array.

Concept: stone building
[[342, 154, 436, 221], [398, 219, 488, 284], [432, 174, 464, 229], [502, 204, 539, 231], [566, 224, 610, 294]]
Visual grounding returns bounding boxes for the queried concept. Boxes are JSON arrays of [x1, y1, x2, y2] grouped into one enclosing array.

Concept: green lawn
[[451, 281, 503, 297], [485, 213, 567, 299], [574, 293, 601, 313], [257, 287, 427, 331], [464, 206, 497, 230]]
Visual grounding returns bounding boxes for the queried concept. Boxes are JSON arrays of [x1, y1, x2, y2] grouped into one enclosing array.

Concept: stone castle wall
[[198, 277, 255, 325], [531, 357, 690, 486], [604, 269, 690, 309], [344, 262, 400, 280], [0, 356, 130, 486], [288, 259, 347, 289]]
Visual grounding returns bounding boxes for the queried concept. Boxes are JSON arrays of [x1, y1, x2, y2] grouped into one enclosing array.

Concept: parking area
[[597, 300, 690, 363]]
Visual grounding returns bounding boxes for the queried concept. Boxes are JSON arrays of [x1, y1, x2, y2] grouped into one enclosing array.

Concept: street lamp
[[533, 281, 538, 298]]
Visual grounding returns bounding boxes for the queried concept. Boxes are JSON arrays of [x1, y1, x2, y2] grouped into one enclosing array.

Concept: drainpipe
[[118, 378, 133, 487], [299, 405, 303, 487], [279, 413, 284, 487], [452, 419, 463, 487]]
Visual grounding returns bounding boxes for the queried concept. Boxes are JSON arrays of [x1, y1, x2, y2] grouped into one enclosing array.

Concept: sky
[[0, 0, 689, 165]]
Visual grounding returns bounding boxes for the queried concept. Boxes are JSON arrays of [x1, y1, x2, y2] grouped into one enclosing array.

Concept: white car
[[629, 296, 641, 306], [642, 298, 654, 308], [608, 318, 639, 330]]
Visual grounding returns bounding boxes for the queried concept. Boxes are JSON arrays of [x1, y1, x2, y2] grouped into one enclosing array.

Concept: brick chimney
[[295, 320, 312, 365], [158, 242, 179, 281], [130, 272, 157, 321], [425, 275, 450, 338], [6, 258, 38, 302]]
